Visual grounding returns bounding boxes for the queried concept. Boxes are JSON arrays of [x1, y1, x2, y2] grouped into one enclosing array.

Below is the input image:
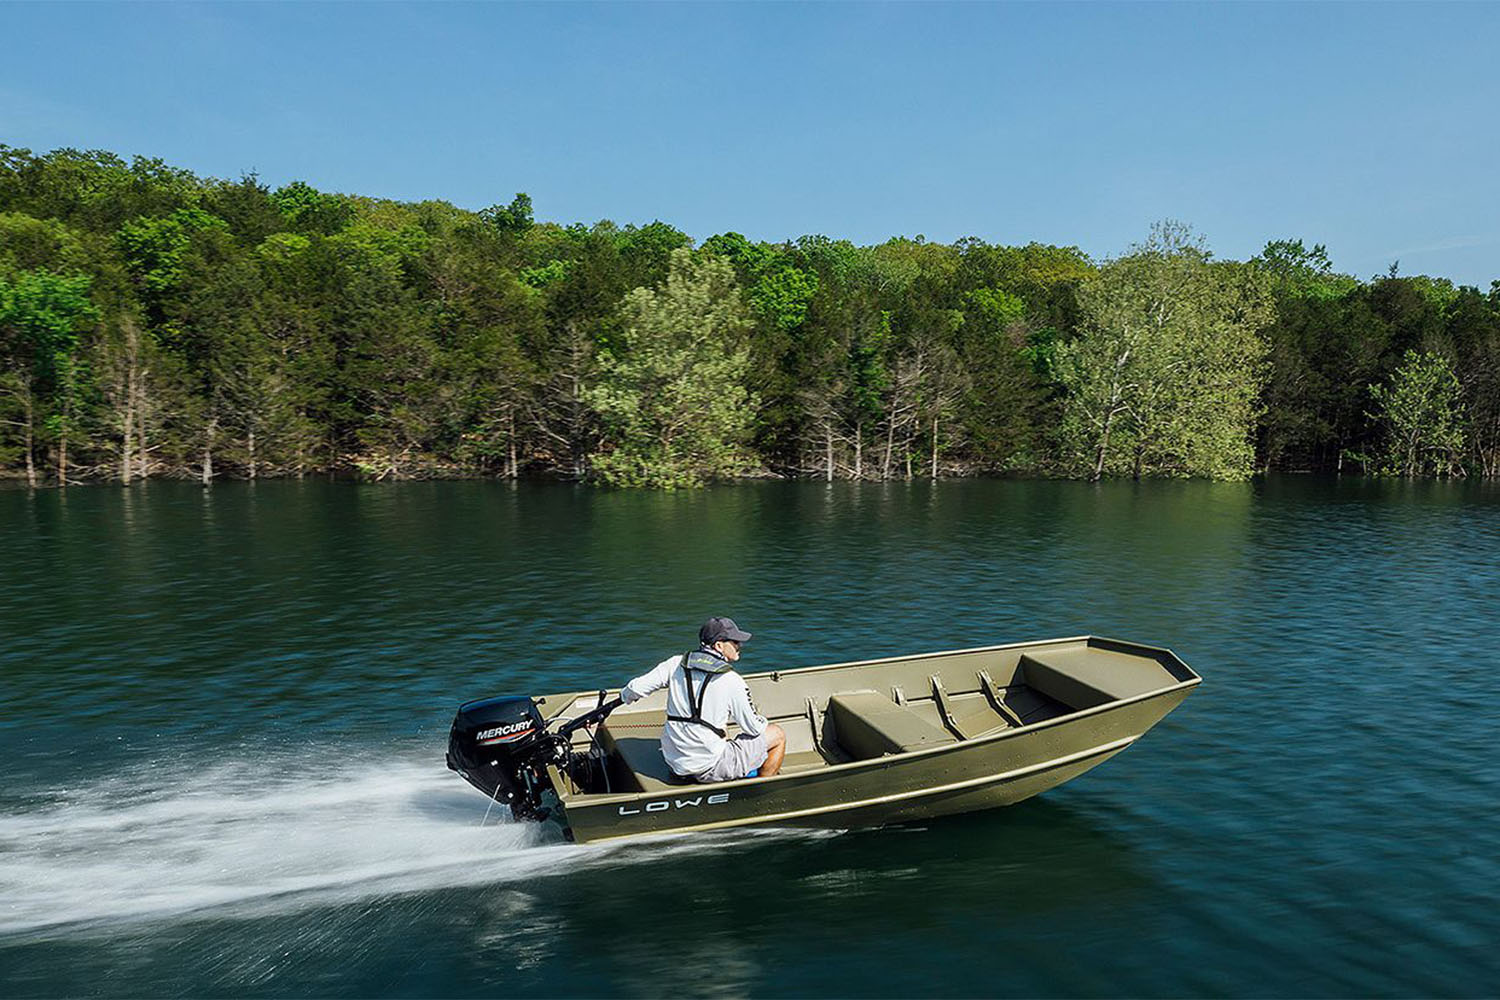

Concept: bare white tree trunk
[[930, 415, 939, 481], [201, 418, 216, 485], [1093, 414, 1114, 482], [121, 389, 134, 485], [119, 323, 137, 484], [506, 408, 516, 478], [136, 399, 148, 481], [23, 392, 36, 489], [57, 420, 67, 488]]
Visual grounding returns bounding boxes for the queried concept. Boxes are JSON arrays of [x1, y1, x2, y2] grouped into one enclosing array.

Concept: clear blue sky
[[3, 2, 1498, 285]]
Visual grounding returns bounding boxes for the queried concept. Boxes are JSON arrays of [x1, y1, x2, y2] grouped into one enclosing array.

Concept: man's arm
[[620, 657, 677, 705], [728, 675, 769, 737]]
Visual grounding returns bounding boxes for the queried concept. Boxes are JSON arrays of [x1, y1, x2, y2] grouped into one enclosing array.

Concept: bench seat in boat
[[607, 733, 684, 792], [827, 690, 957, 760], [602, 719, 827, 793]]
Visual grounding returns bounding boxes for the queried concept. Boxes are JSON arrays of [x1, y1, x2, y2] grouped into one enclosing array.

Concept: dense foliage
[[3, 145, 1499, 487]]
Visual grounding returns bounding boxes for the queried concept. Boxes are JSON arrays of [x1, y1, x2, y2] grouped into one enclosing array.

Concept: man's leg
[[759, 722, 787, 776]]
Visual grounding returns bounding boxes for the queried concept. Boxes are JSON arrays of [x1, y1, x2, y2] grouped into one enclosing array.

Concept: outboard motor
[[446, 693, 623, 821], [446, 696, 553, 819]]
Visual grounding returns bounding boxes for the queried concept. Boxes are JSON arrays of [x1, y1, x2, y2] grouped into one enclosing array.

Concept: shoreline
[[0, 465, 1484, 490]]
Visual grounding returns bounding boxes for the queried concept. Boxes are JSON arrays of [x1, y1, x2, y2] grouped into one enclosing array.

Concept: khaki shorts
[[698, 732, 770, 782]]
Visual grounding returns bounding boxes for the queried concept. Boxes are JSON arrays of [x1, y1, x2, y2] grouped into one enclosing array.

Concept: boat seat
[[605, 729, 817, 790], [827, 690, 957, 760], [602, 730, 692, 792]]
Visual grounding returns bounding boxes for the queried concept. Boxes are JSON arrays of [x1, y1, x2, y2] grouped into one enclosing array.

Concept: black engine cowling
[[446, 691, 623, 823], [445, 695, 554, 819]]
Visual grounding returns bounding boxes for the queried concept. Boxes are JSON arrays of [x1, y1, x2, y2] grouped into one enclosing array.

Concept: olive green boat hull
[[531, 635, 1199, 844]]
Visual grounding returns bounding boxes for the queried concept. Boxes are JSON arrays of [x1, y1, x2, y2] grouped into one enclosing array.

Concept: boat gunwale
[[548, 634, 1200, 806], [738, 633, 1196, 686], [566, 734, 1142, 843]]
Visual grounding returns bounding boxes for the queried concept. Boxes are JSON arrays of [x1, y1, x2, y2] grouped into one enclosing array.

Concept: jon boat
[[445, 635, 1200, 844]]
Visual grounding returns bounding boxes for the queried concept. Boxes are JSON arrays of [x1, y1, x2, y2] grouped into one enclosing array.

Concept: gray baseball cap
[[699, 616, 752, 645]]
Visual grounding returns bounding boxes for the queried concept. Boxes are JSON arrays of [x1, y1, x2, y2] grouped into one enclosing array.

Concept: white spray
[[0, 747, 830, 939]]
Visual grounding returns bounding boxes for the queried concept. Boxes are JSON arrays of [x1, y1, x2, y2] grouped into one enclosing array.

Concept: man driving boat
[[619, 616, 787, 782]]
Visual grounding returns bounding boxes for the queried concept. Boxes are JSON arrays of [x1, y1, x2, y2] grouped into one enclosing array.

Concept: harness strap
[[666, 652, 727, 738]]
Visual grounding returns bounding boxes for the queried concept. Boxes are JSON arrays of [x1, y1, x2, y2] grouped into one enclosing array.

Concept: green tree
[[954, 239, 1095, 335], [204, 174, 287, 247], [1254, 239, 1356, 300], [0, 270, 98, 485], [479, 193, 534, 235], [168, 225, 262, 482], [0, 213, 89, 274], [116, 208, 230, 322], [796, 283, 889, 480], [0, 146, 201, 233], [702, 232, 821, 471], [271, 181, 355, 235], [524, 225, 626, 477], [1368, 349, 1468, 476], [1055, 223, 1271, 480], [956, 285, 1046, 470], [320, 221, 436, 478], [422, 221, 542, 477], [951, 239, 1094, 472], [584, 248, 756, 487], [252, 232, 336, 474]]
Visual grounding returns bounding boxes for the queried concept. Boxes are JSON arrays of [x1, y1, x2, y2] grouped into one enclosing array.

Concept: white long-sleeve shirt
[[620, 653, 768, 777]]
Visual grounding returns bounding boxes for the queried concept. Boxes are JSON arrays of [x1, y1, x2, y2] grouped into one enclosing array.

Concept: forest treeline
[[3, 144, 1498, 488]]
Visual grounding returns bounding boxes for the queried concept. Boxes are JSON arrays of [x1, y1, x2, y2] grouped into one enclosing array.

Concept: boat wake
[[0, 748, 809, 939]]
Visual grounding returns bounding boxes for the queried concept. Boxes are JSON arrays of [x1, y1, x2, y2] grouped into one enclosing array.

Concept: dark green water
[[2, 478, 1497, 998]]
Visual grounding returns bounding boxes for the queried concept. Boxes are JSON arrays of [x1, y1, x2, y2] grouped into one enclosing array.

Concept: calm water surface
[[1, 477, 1496, 997]]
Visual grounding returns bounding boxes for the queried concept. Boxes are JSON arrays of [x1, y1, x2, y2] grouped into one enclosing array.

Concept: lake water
[[1, 477, 1497, 997]]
